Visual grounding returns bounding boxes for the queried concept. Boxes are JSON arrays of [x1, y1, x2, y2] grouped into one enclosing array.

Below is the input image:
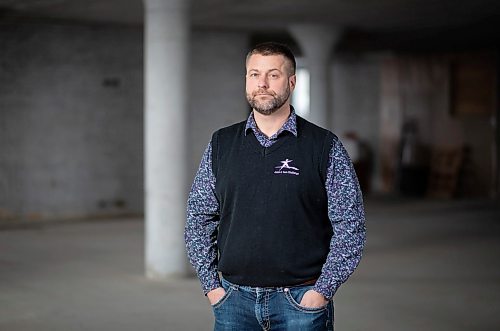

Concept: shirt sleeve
[[313, 136, 366, 300], [185, 142, 221, 295]]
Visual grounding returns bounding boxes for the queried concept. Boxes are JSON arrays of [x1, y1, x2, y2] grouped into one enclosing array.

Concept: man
[[185, 42, 365, 331]]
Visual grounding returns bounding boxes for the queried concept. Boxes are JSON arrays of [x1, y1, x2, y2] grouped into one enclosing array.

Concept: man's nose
[[257, 76, 268, 88]]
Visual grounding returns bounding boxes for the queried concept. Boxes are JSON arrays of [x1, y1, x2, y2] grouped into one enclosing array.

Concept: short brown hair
[[246, 42, 296, 75]]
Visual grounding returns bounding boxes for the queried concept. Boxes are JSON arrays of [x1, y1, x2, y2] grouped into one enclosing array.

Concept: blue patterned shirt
[[185, 108, 366, 299]]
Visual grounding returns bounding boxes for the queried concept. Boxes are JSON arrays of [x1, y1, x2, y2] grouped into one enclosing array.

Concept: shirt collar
[[244, 106, 298, 138]]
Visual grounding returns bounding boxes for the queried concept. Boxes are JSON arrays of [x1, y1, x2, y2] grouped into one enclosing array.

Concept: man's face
[[245, 54, 296, 115]]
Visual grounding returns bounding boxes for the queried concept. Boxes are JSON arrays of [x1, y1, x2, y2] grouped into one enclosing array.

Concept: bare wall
[[188, 30, 249, 180], [0, 22, 144, 219]]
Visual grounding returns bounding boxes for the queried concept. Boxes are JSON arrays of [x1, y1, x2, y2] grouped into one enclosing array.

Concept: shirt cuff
[[202, 274, 222, 296], [313, 281, 339, 301]]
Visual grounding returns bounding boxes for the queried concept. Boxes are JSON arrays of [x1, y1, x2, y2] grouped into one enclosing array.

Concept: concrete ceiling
[[1, 0, 500, 51], [0, 0, 499, 33]]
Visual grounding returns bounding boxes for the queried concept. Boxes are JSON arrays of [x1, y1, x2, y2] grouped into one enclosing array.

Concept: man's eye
[[270, 74, 279, 79], [249, 73, 258, 77]]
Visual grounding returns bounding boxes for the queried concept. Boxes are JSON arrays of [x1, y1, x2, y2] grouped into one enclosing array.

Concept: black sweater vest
[[211, 116, 335, 287]]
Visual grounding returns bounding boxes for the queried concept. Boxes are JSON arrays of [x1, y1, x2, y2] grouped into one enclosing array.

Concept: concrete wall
[[0, 22, 144, 220], [188, 30, 249, 179]]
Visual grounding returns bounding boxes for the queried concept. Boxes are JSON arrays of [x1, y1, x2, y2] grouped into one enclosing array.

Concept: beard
[[246, 85, 290, 116]]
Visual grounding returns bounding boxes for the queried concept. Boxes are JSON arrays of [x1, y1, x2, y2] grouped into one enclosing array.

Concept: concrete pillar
[[143, 0, 190, 278], [289, 25, 342, 128]]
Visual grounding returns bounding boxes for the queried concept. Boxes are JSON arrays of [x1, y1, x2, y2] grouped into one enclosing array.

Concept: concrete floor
[[1, 198, 500, 331]]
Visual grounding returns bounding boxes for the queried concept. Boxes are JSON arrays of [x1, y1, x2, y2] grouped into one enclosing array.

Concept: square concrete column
[[144, 0, 190, 278]]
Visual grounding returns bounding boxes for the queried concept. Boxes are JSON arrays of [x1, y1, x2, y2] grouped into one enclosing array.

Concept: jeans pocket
[[211, 285, 234, 310], [283, 287, 328, 313]]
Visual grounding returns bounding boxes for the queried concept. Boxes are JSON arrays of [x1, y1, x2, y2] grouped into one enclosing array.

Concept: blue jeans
[[212, 278, 334, 331]]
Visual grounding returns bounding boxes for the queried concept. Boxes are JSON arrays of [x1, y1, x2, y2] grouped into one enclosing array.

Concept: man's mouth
[[254, 89, 274, 96]]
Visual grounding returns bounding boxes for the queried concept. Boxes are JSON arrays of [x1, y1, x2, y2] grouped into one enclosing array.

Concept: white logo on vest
[[274, 159, 300, 176]]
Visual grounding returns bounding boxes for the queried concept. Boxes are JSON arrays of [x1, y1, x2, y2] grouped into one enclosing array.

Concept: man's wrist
[[312, 285, 334, 301]]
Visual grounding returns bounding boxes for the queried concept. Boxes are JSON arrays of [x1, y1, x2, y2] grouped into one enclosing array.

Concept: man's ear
[[289, 74, 296, 91]]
